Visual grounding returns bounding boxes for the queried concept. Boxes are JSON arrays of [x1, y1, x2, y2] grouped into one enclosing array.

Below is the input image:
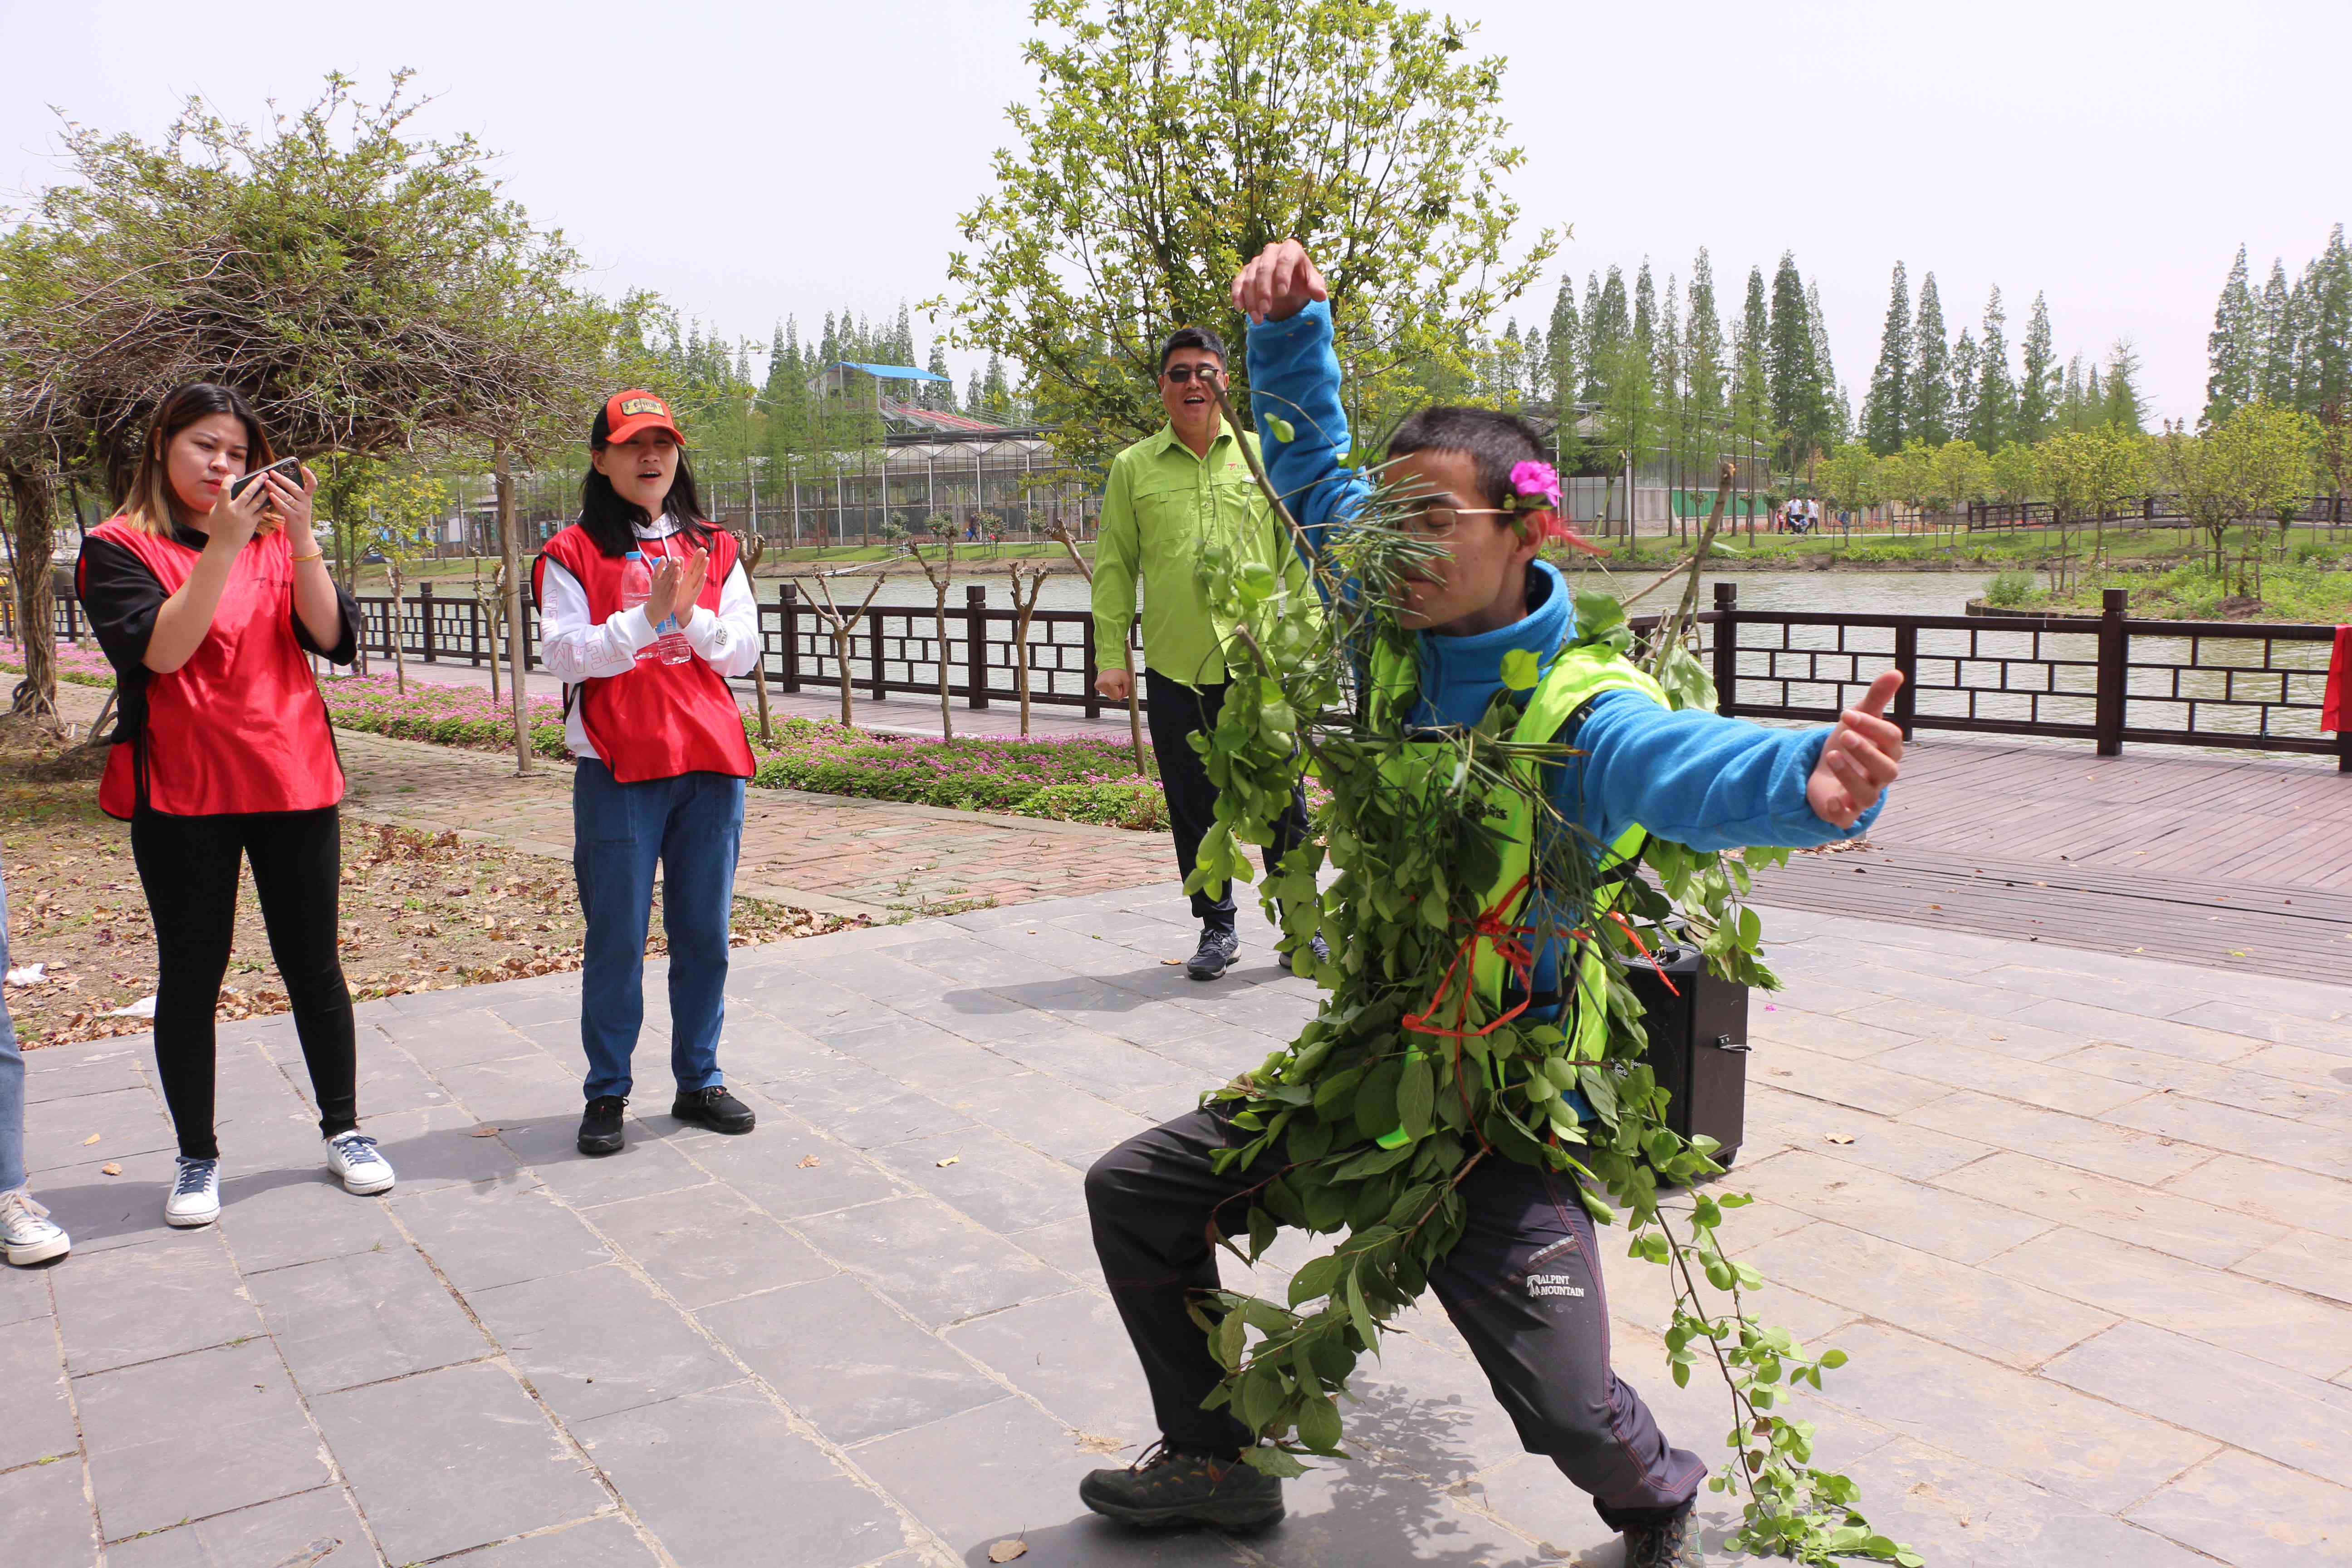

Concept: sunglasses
[[1160, 363, 1225, 384]]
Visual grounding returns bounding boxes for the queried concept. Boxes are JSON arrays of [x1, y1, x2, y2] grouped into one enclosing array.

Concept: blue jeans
[[573, 761, 745, 1102], [0, 872, 26, 1193]]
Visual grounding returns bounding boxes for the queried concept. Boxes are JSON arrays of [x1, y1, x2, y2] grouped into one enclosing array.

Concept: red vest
[[81, 518, 345, 819], [533, 524, 755, 784]]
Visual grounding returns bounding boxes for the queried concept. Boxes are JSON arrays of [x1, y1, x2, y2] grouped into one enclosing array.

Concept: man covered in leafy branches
[[1076, 241, 1907, 1566]]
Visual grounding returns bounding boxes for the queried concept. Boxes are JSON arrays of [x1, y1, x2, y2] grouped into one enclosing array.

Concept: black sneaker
[[1185, 926, 1241, 981], [1278, 931, 1332, 971], [1624, 1502, 1703, 1568], [577, 1095, 627, 1157], [1078, 1442, 1284, 1531], [672, 1085, 757, 1135]]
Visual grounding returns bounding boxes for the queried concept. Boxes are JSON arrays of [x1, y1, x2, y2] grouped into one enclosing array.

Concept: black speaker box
[[1625, 947, 1749, 1167]]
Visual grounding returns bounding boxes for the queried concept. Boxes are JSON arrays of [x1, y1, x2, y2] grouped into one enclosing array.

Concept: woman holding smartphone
[[77, 383, 389, 1226], [533, 391, 762, 1158]]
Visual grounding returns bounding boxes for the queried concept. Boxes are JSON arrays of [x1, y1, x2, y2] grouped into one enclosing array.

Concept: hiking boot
[[164, 1157, 221, 1227], [672, 1085, 756, 1135], [0, 1188, 69, 1266], [1278, 931, 1331, 971], [1185, 926, 1241, 982], [1624, 1502, 1703, 1568], [324, 1131, 396, 1196], [578, 1095, 628, 1156], [1078, 1442, 1284, 1531]]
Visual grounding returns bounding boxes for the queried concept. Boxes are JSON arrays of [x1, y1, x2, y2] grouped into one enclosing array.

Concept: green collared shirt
[[1090, 421, 1300, 688]]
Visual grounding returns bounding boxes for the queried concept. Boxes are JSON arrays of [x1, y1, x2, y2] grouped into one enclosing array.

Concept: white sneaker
[[0, 1187, 69, 1265], [164, 1157, 221, 1227], [324, 1132, 395, 1196]]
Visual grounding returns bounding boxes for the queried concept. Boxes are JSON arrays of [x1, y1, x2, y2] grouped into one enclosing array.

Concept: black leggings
[[131, 805, 357, 1160]]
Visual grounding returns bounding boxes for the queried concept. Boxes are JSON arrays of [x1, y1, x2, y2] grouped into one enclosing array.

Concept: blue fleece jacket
[[1248, 300, 1883, 857]]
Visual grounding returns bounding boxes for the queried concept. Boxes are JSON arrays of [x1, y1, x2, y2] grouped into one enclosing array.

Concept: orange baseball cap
[[595, 389, 686, 446]]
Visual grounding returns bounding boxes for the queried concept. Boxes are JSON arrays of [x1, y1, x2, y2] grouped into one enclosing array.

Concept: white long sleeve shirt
[[537, 516, 763, 760]]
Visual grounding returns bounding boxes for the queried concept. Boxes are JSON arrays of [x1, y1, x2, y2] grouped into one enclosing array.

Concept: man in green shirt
[[1093, 327, 1315, 980]]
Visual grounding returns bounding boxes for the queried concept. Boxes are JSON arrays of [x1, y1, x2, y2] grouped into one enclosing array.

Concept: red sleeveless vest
[[80, 518, 345, 819], [533, 524, 756, 784]]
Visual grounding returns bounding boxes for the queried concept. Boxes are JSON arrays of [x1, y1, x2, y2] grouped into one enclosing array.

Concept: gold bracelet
[[290, 549, 323, 563]]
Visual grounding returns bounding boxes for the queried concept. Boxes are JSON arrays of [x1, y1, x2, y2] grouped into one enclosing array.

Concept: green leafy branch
[[1173, 406, 1917, 1564]]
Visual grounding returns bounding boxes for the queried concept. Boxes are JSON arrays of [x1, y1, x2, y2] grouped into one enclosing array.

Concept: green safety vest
[[1368, 635, 1669, 1065]]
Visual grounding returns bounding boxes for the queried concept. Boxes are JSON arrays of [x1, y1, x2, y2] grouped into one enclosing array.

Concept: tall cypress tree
[[892, 301, 915, 366], [1585, 267, 1630, 405], [2017, 293, 2057, 444], [1632, 261, 1659, 373], [2102, 338, 2146, 432], [1862, 260, 1913, 455], [1806, 279, 1848, 451], [2205, 245, 2259, 425], [2307, 224, 2352, 415], [1910, 273, 1951, 446], [1766, 253, 1812, 466], [1686, 250, 1728, 428], [925, 341, 953, 411], [1948, 328, 1980, 441], [2258, 259, 2296, 406], [1733, 266, 1772, 461], [1546, 274, 1583, 417], [1968, 287, 2016, 451]]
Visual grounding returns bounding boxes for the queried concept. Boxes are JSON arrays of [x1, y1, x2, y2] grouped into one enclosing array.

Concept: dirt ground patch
[[0, 714, 862, 1051]]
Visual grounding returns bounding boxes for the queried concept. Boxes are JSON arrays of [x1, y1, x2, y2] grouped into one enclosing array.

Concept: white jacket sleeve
[[539, 557, 657, 682], [683, 561, 763, 679]]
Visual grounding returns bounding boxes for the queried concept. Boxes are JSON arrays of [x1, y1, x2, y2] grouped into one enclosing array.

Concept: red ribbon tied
[[1402, 877, 1541, 1040]]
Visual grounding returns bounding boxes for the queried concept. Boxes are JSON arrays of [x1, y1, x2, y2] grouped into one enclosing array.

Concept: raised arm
[[1236, 241, 1372, 568]]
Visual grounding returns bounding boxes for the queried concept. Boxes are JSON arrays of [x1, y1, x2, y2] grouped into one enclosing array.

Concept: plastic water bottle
[[643, 544, 695, 665], [619, 550, 657, 662]]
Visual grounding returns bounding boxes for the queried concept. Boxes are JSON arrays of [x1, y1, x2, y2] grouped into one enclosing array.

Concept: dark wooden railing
[[1680, 583, 2348, 771], [16, 578, 2346, 769], [1966, 495, 2347, 532]]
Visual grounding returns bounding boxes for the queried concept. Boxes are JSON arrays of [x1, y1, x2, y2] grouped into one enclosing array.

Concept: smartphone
[[227, 455, 302, 503]]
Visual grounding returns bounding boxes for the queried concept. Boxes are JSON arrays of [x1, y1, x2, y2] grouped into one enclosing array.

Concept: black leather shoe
[[672, 1085, 757, 1134], [1185, 926, 1240, 981], [577, 1095, 627, 1157], [1078, 1442, 1283, 1531], [1624, 1502, 1702, 1568]]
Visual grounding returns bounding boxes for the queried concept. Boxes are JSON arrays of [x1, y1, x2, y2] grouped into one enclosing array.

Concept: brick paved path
[[7, 887, 2351, 1567]]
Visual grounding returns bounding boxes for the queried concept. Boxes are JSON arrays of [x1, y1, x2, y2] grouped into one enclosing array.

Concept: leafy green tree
[[2300, 225, 2352, 416], [1861, 261, 1911, 455], [1806, 279, 1849, 453], [1929, 438, 1992, 512], [1683, 249, 1727, 429], [1730, 265, 1772, 468], [2040, 425, 2148, 588], [2017, 292, 2057, 443], [2204, 244, 2260, 425], [0, 72, 604, 719], [1818, 441, 1882, 516], [1767, 256, 1838, 471], [938, 0, 1555, 472], [2156, 404, 2319, 577], [1989, 439, 2041, 504], [1909, 272, 1950, 446]]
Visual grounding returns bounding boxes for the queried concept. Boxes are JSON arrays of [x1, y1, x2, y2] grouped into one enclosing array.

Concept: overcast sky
[[5, 0, 2344, 428]]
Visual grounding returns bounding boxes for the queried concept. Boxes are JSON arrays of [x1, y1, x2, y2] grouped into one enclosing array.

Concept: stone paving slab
[[5, 886, 2352, 1565]]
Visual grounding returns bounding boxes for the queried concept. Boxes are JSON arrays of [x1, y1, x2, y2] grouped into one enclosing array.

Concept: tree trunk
[[833, 626, 855, 726], [6, 468, 59, 721], [934, 585, 953, 742], [495, 440, 532, 774]]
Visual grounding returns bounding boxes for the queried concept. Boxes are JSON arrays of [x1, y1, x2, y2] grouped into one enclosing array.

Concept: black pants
[[131, 806, 357, 1160], [1087, 1108, 1705, 1531], [1144, 671, 1311, 931]]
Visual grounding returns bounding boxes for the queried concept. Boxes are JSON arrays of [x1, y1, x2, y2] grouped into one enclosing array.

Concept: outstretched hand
[[1806, 671, 1905, 831], [1232, 239, 1329, 324]]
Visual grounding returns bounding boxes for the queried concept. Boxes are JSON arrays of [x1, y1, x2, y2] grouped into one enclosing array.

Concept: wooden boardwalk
[[1753, 738, 2352, 975]]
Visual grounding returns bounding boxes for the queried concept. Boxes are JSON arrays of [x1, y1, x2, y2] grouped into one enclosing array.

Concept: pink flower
[[1508, 461, 1561, 510]]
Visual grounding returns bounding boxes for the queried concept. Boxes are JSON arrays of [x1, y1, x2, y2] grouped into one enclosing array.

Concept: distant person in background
[[1091, 327, 1320, 981], [0, 871, 69, 1267], [534, 391, 762, 1158], [77, 382, 387, 1228]]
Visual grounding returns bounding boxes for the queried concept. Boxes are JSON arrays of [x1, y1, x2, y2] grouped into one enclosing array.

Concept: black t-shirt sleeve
[[75, 534, 167, 680], [295, 581, 363, 665]]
